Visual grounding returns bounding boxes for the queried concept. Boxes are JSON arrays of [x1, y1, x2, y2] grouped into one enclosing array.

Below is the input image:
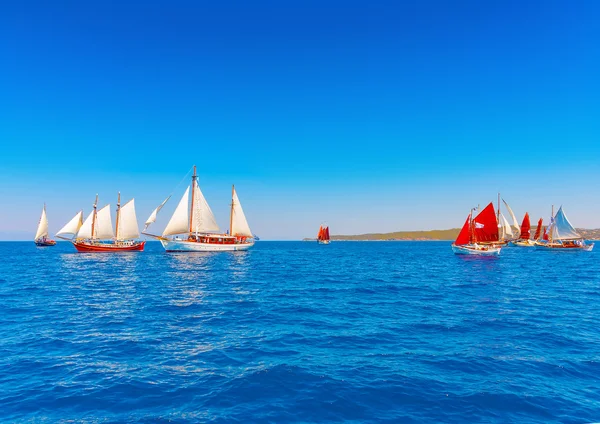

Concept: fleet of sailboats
[[142, 166, 254, 252], [317, 225, 330, 244]]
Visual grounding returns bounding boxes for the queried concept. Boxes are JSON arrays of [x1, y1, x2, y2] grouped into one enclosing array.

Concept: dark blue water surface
[[1, 241, 599, 422]]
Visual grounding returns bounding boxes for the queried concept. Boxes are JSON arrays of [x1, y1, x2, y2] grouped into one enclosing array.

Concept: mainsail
[[230, 187, 252, 237], [77, 211, 95, 239], [94, 205, 114, 239], [56, 211, 83, 238], [520, 213, 531, 240], [35, 205, 49, 240], [473, 203, 499, 242], [116, 199, 140, 240], [550, 207, 581, 240], [533, 218, 543, 240], [163, 187, 190, 237], [317, 225, 324, 240], [324, 226, 330, 240], [499, 213, 513, 239], [191, 180, 219, 233]]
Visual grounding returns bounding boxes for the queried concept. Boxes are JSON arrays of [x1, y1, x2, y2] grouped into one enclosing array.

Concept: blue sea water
[[1, 241, 599, 423]]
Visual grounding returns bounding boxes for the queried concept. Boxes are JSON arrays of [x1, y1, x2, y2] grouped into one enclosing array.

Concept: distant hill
[[304, 227, 600, 241]]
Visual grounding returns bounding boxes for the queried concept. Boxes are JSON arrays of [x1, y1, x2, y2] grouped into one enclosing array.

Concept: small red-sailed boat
[[317, 225, 330, 244], [451, 203, 501, 255], [56, 193, 145, 252], [512, 213, 536, 247]]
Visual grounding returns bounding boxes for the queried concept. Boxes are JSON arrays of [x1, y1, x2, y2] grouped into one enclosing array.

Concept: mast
[[230, 185, 235, 236], [91, 194, 98, 239], [189, 165, 196, 234], [115, 192, 121, 240], [550, 204, 554, 242], [497, 193, 501, 240]]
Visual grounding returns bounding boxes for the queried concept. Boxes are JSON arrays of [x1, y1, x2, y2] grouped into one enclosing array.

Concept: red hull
[[73, 241, 145, 252]]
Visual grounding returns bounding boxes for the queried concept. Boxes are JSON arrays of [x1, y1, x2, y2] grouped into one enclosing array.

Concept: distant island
[[303, 228, 600, 241]]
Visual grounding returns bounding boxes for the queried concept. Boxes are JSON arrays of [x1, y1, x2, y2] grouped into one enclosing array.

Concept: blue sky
[[1, 0, 599, 239]]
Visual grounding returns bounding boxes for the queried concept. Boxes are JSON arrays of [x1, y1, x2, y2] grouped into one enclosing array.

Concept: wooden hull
[[35, 240, 56, 246], [318, 240, 330, 245], [452, 244, 501, 256], [73, 241, 145, 252], [512, 239, 536, 247], [535, 242, 594, 251], [160, 239, 254, 252]]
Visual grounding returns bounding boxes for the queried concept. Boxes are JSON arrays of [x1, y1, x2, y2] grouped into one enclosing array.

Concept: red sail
[[543, 227, 548, 241], [533, 218, 543, 240], [520, 213, 531, 240], [455, 214, 472, 245], [317, 226, 323, 240], [324, 226, 330, 240], [473, 202, 499, 242]]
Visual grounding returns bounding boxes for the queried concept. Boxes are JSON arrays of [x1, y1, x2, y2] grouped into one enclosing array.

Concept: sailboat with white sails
[[536, 206, 594, 251], [34, 204, 56, 246], [55, 193, 145, 252], [143, 166, 254, 252]]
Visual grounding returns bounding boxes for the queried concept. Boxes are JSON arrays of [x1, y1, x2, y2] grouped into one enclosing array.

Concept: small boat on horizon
[[34, 204, 56, 246], [451, 203, 501, 255], [56, 193, 145, 252], [317, 225, 330, 244], [536, 206, 594, 251], [143, 166, 254, 252]]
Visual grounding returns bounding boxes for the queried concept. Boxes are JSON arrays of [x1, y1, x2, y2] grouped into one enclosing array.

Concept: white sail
[[144, 195, 171, 231], [57, 211, 83, 237], [502, 199, 520, 237], [163, 187, 190, 237], [95, 205, 114, 239], [231, 187, 252, 237], [35, 206, 49, 240], [500, 213, 513, 239], [190, 180, 220, 233], [551, 207, 581, 240], [77, 211, 94, 239], [116, 199, 140, 240]]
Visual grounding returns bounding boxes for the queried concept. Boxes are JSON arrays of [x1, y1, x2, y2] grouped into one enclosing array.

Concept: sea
[[1, 241, 599, 423]]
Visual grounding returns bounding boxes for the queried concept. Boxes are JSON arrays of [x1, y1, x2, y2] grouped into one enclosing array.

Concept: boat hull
[[452, 244, 501, 256], [73, 241, 145, 252], [535, 242, 594, 251], [512, 239, 536, 247], [35, 240, 56, 246], [318, 240, 331, 245], [160, 239, 254, 252]]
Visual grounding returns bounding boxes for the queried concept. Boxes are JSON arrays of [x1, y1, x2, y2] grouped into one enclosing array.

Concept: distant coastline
[[303, 228, 600, 242]]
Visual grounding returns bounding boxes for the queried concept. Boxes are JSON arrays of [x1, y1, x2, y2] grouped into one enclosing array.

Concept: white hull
[[512, 239, 536, 247], [535, 242, 594, 252], [452, 244, 501, 256], [160, 239, 254, 252], [318, 240, 330, 245]]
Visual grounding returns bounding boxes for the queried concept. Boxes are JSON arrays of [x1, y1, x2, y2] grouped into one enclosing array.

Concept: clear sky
[[1, 0, 599, 240]]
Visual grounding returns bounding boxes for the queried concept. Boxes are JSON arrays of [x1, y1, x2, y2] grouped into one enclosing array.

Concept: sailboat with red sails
[[317, 225, 330, 245], [512, 213, 536, 247], [451, 202, 501, 255]]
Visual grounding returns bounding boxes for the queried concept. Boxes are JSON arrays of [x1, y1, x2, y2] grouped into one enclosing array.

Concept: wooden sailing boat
[[317, 225, 330, 244], [143, 166, 254, 252], [34, 204, 56, 246], [512, 213, 536, 247], [56, 194, 145, 252], [536, 206, 594, 251], [452, 203, 501, 255], [494, 195, 519, 245]]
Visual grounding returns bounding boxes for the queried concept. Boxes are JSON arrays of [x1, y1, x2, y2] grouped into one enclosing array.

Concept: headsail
[[35, 205, 49, 240], [520, 213, 531, 239], [230, 186, 252, 237], [163, 187, 190, 237], [116, 199, 140, 240], [144, 195, 171, 231], [499, 213, 513, 239], [550, 207, 581, 240], [473, 203, 499, 242], [77, 211, 95, 239], [455, 214, 472, 245], [324, 226, 330, 240], [317, 225, 324, 240], [57, 211, 83, 238], [502, 199, 520, 236]]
